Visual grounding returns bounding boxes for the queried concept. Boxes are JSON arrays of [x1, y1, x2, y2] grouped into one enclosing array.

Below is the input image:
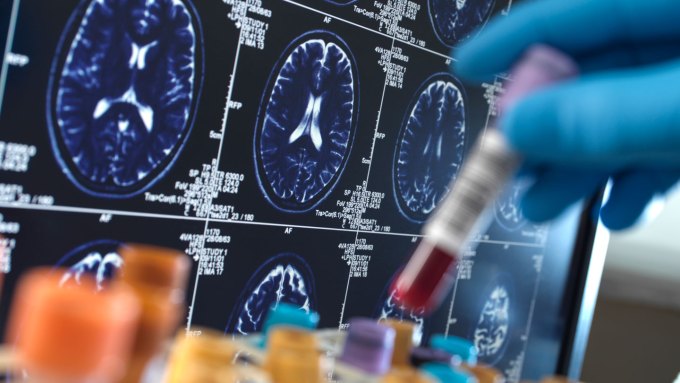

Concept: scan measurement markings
[[0, 200, 548, 249], [186, 26, 246, 331], [444, 272, 461, 336], [0, 200, 404, 236], [479, 92, 496, 143], [502, 0, 515, 15], [480, 76, 510, 141], [337, 36, 396, 328], [0, 0, 21, 118], [516, 256, 545, 378], [282, 0, 523, 329], [282, 0, 451, 61]]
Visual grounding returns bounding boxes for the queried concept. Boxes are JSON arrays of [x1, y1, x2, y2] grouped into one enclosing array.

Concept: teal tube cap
[[260, 303, 320, 346], [421, 363, 478, 383], [430, 335, 478, 365]]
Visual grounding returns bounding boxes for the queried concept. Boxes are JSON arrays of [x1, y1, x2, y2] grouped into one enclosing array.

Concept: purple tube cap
[[410, 346, 458, 367], [340, 318, 396, 375]]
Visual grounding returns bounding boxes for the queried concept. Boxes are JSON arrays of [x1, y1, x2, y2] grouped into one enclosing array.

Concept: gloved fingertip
[[519, 194, 562, 223], [497, 100, 534, 150], [498, 87, 568, 160], [599, 192, 652, 231], [599, 171, 676, 231], [450, 62, 496, 84], [452, 44, 501, 83], [599, 203, 642, 231]]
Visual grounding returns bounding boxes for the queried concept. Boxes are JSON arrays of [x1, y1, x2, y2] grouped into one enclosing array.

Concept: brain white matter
[[256, 32, 357, 212], [395, 75, 466, 222], [60, 251, 124, 290], [49, 0, 201, 196], [227, 256, 315, 336], [494, 181, 528, 231], [474, 285, 510, 359], [379, 289, 426, 345]]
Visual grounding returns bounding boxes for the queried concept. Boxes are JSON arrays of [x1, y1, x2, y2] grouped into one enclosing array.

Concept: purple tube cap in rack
[[339, 318, 396, 375]]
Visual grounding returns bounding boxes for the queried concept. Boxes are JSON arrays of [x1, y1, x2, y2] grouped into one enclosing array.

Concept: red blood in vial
[[392, 241, 458, 314]]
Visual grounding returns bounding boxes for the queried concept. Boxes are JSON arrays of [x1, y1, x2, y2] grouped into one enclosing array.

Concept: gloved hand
[[455, 0, 680, 230]]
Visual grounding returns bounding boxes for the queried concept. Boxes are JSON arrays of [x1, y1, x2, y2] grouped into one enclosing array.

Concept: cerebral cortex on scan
[[379, 288, 426, 345], [473, 283, 511, 362], [57, 240, 123, 290], [394, 74, 466, 222], [429, 0, 496, 46], [494, 180, 528, 231], [226, 254, 315, 335], [256, 32, 357, 212], [49, 0, 202, 197]]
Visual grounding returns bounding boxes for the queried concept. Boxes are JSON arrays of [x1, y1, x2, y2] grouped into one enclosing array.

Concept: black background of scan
[[0, 1, 10, 69]]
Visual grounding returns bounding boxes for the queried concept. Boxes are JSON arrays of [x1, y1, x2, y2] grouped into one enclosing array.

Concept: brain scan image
[[472, 276, 513, 364], [376, 270, 426, 345], [429, 0, 496, 46], [254, 31, 358, 212], [225, 253, 316, 335], [47, 0, 204, 198], [55, 239, 123, 290], [394, 74, 466, 222], [494, 179, 529, 231]]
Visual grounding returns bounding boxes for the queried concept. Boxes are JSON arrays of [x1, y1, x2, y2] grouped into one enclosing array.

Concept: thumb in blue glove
[[455, 0, 680, 229]]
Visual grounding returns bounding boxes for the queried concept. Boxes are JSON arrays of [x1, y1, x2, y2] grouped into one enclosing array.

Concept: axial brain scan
[[473, 278, 512, 363], [494, 180, 529, 231], [394, 74, 466, 222], [225, 253, 315, 335], [429, 0, 496, 46], [48, 0, 203, 197], [255, 31, 358, 212], [56, 239, 123, 290]]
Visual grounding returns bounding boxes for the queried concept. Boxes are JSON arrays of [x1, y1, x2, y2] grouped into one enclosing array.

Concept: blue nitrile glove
[[455, 0, 680, 230]]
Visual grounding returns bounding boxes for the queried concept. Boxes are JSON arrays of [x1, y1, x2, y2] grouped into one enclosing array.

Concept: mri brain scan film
[[429, 0, 496, 46], [47, 0, 204, 198], [494, 179, 529, 231], [225, 253, 315, 335], [394, 73, 466, 222], [472, 275, 512, 365], [0, 0, 599, 380], [376, 270, 426, 345], [255, 31, 358, 212], [56, 239, 123, 290]]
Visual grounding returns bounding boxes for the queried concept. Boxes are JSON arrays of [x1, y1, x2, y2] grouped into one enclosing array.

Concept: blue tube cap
[[421, 363, 478, 383], [430, 335, 478, 365], [261, 303, 319, 341]]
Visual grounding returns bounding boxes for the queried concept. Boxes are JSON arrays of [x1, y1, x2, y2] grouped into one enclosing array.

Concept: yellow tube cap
[[382, 367, 436, 383], [383, 319, 415, 367], [166, 328, 238, 383], [118, 243, 190, 294], [116, 244, 191, 383], [265, 327, 320, 383], [463, 364, 506, 383]]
